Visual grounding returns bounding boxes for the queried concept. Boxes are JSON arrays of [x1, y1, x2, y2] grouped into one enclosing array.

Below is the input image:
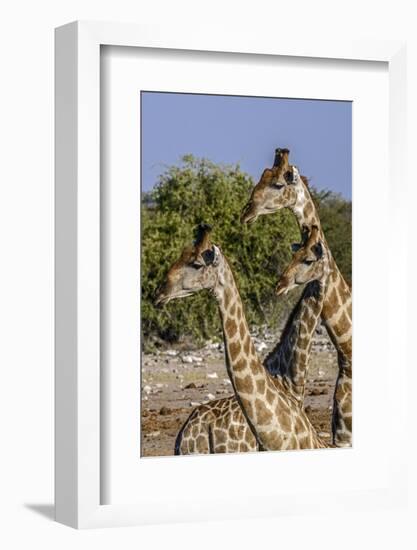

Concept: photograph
[[141, 91, 352, 457], [1, 1, 412, 544]]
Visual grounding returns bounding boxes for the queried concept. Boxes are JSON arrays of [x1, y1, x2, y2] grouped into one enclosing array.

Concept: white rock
[[143, 385, 152, 394], [207, 393, 216, 400], [190, 401, 201, 407], [156, 383, 164, 388], [204, 341, 218, 350], [207, 372, 218, 379], [223, 379, 232, 385], [256, 342, 268, 352], [183, 354, 202, 363], [165, 350, 178, 356]]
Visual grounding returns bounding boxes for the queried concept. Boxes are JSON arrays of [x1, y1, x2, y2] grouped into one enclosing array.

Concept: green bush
[[141, 156, 351, 345]]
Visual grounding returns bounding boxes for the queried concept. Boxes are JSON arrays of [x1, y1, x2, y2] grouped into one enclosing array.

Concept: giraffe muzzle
[[275, 279, 290, 296], [240, 203, 257, 224], [154, 292, 168, 307]]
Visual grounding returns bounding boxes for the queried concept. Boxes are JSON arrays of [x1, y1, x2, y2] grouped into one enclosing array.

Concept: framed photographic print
[[55, 21, 408, 528]]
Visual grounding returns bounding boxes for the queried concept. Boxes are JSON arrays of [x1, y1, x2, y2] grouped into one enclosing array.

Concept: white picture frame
[[55, 20, 407, 529]]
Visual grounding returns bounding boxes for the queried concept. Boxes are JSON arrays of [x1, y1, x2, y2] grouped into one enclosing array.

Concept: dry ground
[[141, 327, 339, 457]]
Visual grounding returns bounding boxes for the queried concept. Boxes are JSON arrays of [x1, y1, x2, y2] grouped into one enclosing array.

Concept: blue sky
[[141, 92, 352, 199]]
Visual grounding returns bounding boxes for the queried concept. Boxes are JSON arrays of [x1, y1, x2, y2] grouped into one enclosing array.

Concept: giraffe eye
[[191, 262, 204, 270], [303, 259, 314, 265], [272, 182, 284, 190]]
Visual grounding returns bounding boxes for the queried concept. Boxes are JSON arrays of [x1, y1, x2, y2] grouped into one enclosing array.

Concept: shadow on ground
[[25, 503, 55, 521]]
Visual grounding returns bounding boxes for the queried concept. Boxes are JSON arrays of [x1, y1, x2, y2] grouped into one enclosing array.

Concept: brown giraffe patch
[[232, 409, 242, 423], [334, 311, 350, 338], [225, 318, 237, 338], [299, 434, 312, 449], [235, 374, 254, 394], [265, 388, 276, 406], [229, 423, 242, 440], [322, 286, 339, 318], [214, 429, 227, 444], [239, 321, 245, 340], [295, 349, 307, 362], [245, 428, 255, 444], [303, 201, 313, 218], [296, 335, 309, 350], [233, 357, 247, 372], [259, 429, 282, 449], [236, 306, 242, 321], [344, 415, 352, 432], [250, 358, 262, 375], [294, 415, 306, 433], [196, 435, 208, 450], [229, 302, 236, 317], [240, 397, 254, 418], [243, 334, 250, 355], [256, 379, 266, 393], [276, 394, 291, 415], [282, 187, 293, 202], [347, 301, 352, 320], [276, 409, 292, 432], [225, 269, 234, 285], [305, 312, 317, 333], [228, 341, 241, 361], [255, 399, 273, 425], [224, 288, 233, 309]]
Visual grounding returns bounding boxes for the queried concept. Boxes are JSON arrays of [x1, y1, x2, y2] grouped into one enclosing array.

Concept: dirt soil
[[141, 327, 338, 457]]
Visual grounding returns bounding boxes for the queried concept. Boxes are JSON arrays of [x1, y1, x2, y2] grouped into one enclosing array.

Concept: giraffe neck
[[290, 181, 351, 358], [264, 278, 327, 400], [213, 256, 301, 449], [292, 181, 321, 229]]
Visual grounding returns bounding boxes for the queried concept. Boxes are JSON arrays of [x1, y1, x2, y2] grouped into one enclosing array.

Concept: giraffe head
[[276, 225, 328, 296], [154, 224, 222, 306], [241, 148, 306, 224]]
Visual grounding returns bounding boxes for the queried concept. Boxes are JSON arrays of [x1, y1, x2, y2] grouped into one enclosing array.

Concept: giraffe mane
[[263, 282, 319, 377]]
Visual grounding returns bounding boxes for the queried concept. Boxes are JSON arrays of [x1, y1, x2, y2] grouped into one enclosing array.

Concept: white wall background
[[0, 1, 416, 548]]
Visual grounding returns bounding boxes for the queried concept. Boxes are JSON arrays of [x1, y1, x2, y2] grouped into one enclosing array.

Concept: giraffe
[[265, 225, 331, 402], [171, 225, 330, 454], [155, 223, 325, 452], [174, 396, 258, 454], [241, 148, 352, 447]]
